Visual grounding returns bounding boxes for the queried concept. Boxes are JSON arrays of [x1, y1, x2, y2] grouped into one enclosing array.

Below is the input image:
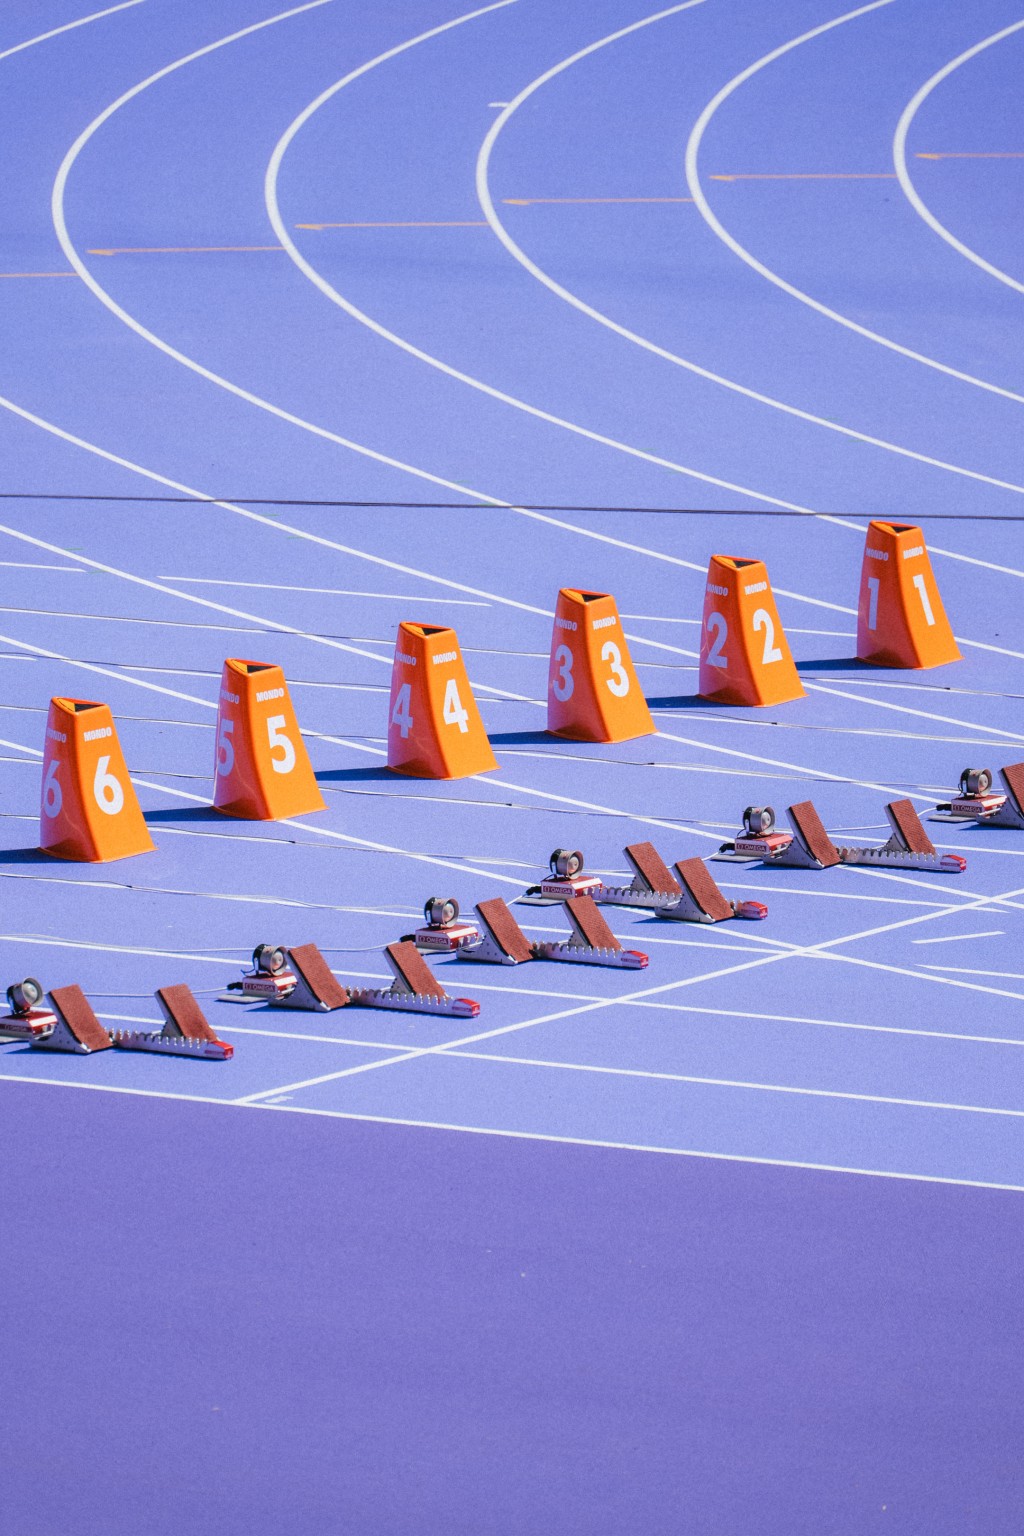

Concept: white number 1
[[912, 573, 935, 627], [866, 576, 880, 632]]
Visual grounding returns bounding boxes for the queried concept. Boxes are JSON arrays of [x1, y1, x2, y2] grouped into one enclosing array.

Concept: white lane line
[[803, 679, 1024, 745], [920, 965, 1024, 980], [912, 930, 1003, 945], [0, 0, 145, 64], [684, 2, 1024, 411], [473, 1, 1024, 510], [0, 1074, 1018, 1189], [894, 20, 1024, 297], [156, 576, 489, 604], [234, 877, 1024, 1101]]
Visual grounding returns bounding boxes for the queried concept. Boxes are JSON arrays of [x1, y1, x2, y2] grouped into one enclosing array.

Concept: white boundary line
[[0, 0, 145, 64], [893, 20, 1024, 297]]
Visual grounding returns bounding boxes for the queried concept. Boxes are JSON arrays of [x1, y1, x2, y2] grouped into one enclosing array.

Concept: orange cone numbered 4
[[698, 555, 804, 707], [547, 588, 654, 742], [40, 697, 155, 862], [857, 521, 960, 669], [213, 658, 325, 820], [387, 623, 497, 778]]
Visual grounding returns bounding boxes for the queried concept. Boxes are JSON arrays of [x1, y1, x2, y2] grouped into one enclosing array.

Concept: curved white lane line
[[685, 1, 1024, 410], [894, 19, 1024, 297], [0, 0, 145, 63]]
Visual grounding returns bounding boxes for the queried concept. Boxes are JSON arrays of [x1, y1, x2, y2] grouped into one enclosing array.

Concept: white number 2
[[601, 640, 630, 697], [752, 608, 783, 665], [42, 759, 62, 818], [705, 611, 728, 669], [93, 755, 124, 816], [267, 715, 296, 775], [443, 678, 470, 733], [552, 643, 574, 701], [391, 681, 413, 738]]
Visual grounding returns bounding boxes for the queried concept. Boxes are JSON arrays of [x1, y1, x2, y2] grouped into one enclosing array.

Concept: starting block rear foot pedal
[[349, 942, 480, 1018], [838, 800, 966, 873], [30, 984, 113, 1054], [655, 858, 768, 924], [113, 984, 233, 1060]]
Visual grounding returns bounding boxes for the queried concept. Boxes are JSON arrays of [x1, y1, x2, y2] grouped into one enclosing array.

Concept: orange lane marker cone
[[856, 521, 960, 668], [213, 658, 325, 820], [39, 697, 155, 862], [547, 588, 655, 742], [387, 623, 497, 778], [698, 555, 804, 707]]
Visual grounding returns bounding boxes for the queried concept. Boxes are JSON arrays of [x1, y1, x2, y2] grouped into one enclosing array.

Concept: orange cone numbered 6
[[547, 588, 654, 742], [40, 697, 155, 862], [213, 658, 325, 820], [387, 623, 497, 779], [856, 521, 960, 669], [698, 555, 804, 707]]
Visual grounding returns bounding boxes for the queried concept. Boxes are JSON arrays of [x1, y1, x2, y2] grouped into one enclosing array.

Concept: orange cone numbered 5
[[698, 555, 804, 707], [856, 521, 960, 669], [213, 658, 325, 820], [387, 623, 497, 779], [40, 697, 155, 862], [547, 588, 654, 742]]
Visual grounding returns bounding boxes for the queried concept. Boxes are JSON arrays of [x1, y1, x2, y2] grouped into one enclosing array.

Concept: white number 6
[[93, 755, 125, 816], [42, 759, 62, 818]]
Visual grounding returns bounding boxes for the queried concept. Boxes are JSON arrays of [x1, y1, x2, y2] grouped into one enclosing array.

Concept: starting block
[[113, 985, 233, 1060], [349, 941, 480, 1018], [228, 943, 349, 1011], [657, 858, 768, 923], [716, 803, 841, 871], [522, 848, 604, 904], [546, 587, 654, 743], [698, 555, 804, 707], [403, 897, 481, 953], [933, 765, 1024, 829], [836, 800, 966, 873], [594, 842, 683, 910], [856, 521, 960, 669], [387, 622, 497, 779], [459, 896, 647, 969], [1, 978, 58, 1041], [213, 658, 325, 821], [40, 697, 155, 863], [30, 984, 113, 1054]]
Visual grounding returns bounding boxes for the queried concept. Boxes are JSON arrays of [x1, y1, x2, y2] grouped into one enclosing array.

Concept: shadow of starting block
[[31, 984, 113, 1054], [113, 984, 233, 1060], [349, 942, 480, 1018]]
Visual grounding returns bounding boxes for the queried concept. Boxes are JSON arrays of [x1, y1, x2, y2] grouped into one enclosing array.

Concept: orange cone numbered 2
[[40, 697, 155, 862], [698, 555, 804, 707], [213, 658, 325, 820], [856, 521, 960, 669], [387, 623, 497, 779], [547, 588, 654, 742]]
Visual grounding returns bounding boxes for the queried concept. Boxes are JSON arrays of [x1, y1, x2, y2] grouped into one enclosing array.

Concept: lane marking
[[894, 20, 1024, 297], [0, 0, 145, 64], [503, 196, 695, 204], [0, 1074, 1020, 1189], [295, 220, 489, 228], [0, 271, 77, 279], [917, 152, 1024, 160], [156, 575, 489, 604], [709, 171, 896, 180], [912, 930, 1003, 945]]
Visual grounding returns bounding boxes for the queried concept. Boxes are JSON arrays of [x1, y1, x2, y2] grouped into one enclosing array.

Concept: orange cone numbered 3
[[547, 588, 654, 742], [40, 697, 155, 862], [698, 555, 804, 707], [856, 521, 960, 669], [387, 623, 497, 779], [213, 658, 325, 820]]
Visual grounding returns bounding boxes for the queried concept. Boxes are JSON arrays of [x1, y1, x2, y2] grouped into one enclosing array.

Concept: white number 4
[[391, 682, 413, 739], [443, 678, 469, 733]]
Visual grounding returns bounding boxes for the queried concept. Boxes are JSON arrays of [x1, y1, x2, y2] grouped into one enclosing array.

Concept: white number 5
[[267, 715, 296, 775]]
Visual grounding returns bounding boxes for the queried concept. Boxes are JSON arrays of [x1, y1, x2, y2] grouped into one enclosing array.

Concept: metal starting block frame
[[596, 844, 767, 922], [932, 764, 1024, 829], [1, 978, 58, 1041], [714, 802, 842, 871], [30, 984, 113, 1054], [349, 942, 480, 1018], [836, 799, 967, 874], [460, 896, 647, 969], [226, 943, 349, 1011], [403, 897, 481, 953], [113, 984, 233, 1060], [521, 848, 604, 905]]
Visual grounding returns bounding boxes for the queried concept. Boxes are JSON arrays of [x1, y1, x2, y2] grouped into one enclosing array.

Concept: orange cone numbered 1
[[387, 623, 497, 779], [547, 588, 654, 742], [40, 697, 155, 862], [857, 521, 960, 669], [213, 658, 325, 820], [699, 555, 804, 707]]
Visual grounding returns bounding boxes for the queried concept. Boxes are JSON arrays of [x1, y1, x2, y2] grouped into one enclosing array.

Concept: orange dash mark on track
[[87, 246, 286, 255], [503, 196, 694, 205], [916, 152, 1024, 160], [708, 172, 896, 181]]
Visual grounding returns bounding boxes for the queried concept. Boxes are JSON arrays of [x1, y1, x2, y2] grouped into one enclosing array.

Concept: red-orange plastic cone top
[[39, 697, 155, 862], [387, 623, 497, 779], [698, 556, 804, 706], [546, 588, 655, 742], [856, 521, 960, 669], [213, 658, 325, 820]]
